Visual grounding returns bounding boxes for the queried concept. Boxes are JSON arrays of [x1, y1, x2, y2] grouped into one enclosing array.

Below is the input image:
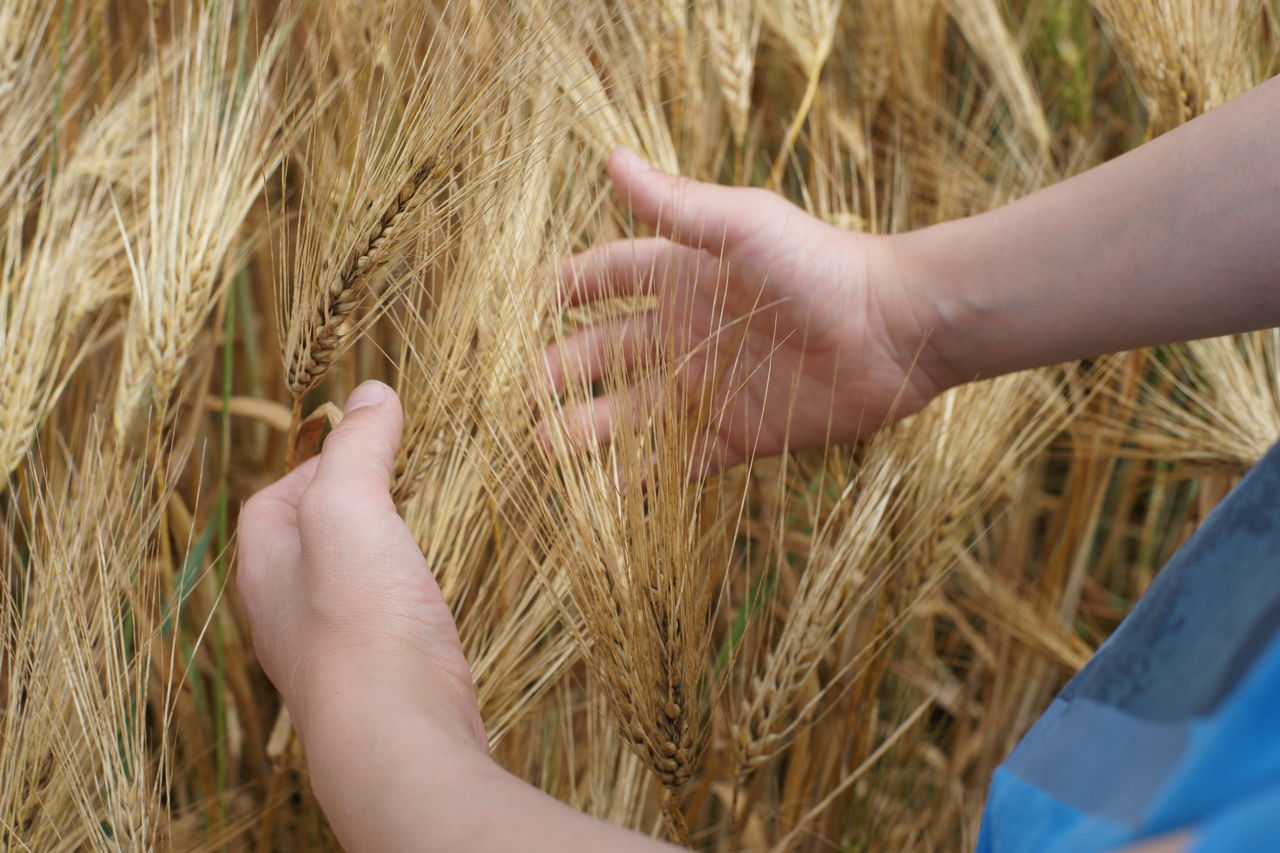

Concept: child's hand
[[545, 148, 949, 471], [237, 382, 681, 852], [236, 381, 486, 753]]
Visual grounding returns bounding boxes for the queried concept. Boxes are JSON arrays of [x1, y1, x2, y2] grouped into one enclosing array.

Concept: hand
[[544, 148, 948, 472], [238, 382, 680, 853], [236, 381, 486, 753]]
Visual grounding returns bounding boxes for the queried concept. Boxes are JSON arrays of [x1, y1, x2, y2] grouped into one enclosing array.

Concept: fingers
[[237, 454, 320, 548], [549, 376, 666, 451], [543, 311, 659, 395], [305, 380, 403, 510], [545, 385, 739, 484], [248, 454, 322, 513], [608, 147, 777, 251], [685, 431, 742, 481], [236, 454, 321, 605], [558, 238, 676, 308]]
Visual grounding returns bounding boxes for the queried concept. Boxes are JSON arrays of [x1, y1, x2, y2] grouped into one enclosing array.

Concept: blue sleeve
[[1189, 782, 1280, 853], [977, 443, 1280, 853]]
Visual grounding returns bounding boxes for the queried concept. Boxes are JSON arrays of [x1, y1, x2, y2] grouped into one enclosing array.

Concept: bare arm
[[301, 677, 675, 852], [237, 76, 1280, 852], [549, 78, 1280, 471], [902, 74, 1280, 389]]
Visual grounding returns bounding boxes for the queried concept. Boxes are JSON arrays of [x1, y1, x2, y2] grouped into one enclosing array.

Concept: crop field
[[1, 1, 1277, 850]]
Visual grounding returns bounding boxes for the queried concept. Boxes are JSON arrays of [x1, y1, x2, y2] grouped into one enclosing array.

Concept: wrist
[[871, 228, 971, 396], [302, 686, 498, 852], [885, 208, 1024, 389], [290, 647, 489, 759]]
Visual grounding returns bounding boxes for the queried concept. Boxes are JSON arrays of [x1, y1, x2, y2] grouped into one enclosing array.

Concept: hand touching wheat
[[545, 149, 946, 472], [237, 382, 487, 751], [238, 381, 683, 853]]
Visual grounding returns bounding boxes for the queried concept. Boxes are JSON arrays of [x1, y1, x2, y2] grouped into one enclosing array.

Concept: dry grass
[[1, 0, 1277, 850], [2, 421, 169, 848], [115, 3, 301, 442]]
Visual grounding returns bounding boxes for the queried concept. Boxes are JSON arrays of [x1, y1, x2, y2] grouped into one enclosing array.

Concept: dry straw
[[3, 1, 1278, 849], [278, 3, 536, 465], [1, 422, 171, 848], [113, 4, 301, 441], [698, 0, 761, 144]]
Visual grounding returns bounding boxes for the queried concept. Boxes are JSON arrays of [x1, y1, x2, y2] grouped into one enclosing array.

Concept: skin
[[238, 383, 679, 852], [544, 148, 935, 470], [237, 74, 1280, 851]]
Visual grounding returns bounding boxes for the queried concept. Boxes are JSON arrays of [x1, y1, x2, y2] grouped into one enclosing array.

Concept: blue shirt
[[978, 443, 1280, 852]]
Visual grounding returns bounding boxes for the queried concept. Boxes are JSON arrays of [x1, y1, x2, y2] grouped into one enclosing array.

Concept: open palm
[[545, 149, 941, 472]]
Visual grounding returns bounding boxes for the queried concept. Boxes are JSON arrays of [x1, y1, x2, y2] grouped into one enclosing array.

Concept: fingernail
[[344, 380, 388, 414]]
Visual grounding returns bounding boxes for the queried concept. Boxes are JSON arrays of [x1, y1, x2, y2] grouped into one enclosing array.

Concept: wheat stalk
[[395, 112, 583, 745], [4, 2, 1273, 849], [112, 4, 301, 441], [698, 0, 760, 144], [1, 420, 171, 849], [944, 0, 1051, 160], [0, 183, 108, 483], [278, 4, 537, 464], [285, 159, 436, 400], [1094, 0, 1263, 133], [760, 0, 840, 187]]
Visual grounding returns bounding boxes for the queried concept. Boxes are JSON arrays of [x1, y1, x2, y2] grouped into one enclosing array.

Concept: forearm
[[901, 74, 1280, 386], [298, 667, 676, 853]]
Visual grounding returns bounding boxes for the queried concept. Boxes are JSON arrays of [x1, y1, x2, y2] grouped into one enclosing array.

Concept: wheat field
[[2, 1, 1278, 850]]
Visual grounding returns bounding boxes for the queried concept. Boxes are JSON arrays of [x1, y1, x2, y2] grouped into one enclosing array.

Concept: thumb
[[608, 147, 776, 251], [308, 380, 403, 505]]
